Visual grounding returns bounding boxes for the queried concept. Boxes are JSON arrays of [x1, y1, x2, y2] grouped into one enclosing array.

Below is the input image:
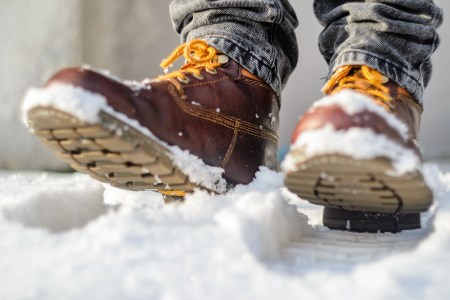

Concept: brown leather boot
[[23, 39, 279, 197], [282, 65, 432, 232]]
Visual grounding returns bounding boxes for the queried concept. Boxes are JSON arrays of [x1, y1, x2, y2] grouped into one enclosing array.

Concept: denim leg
[[314, 0, 443, 103], [169, 0, 299, 99]]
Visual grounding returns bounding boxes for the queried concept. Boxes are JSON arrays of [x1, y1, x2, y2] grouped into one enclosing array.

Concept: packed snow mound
[[23, 84, 108, 123], [0, 165, 449, 299], [282, 124, 420, 174], [311, 90, 408, 138]]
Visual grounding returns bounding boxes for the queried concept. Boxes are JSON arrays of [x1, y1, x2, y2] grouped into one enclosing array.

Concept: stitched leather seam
[[183, 76, 230, 89], [180, 100, 278, 143], [236, 65, 243, 80], [240, 77, 273, 91], [221, 120, 240, 168], [168, 85, 278, 144], [237, 64, 273, 91]]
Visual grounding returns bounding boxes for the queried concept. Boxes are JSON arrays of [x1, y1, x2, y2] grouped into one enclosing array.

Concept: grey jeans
[[170, 0, 442, 103]]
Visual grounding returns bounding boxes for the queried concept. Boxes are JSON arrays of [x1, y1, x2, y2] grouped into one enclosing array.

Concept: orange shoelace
[[322, 65, 393, 110], [159, 39, 226, 84]]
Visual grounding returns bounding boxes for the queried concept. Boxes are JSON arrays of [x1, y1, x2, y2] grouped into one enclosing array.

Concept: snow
[[22, 83, 227, 193], [311, 90, 409, 140], [169, 147, 227, 193], [22, 84, 107, 123], [282, 124, 420, 174], [123, 80, 151, 94], [0, 164, 449, 299]]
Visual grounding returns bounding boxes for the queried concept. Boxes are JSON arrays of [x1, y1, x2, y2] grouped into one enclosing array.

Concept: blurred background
[[1, 0, 449, 171]]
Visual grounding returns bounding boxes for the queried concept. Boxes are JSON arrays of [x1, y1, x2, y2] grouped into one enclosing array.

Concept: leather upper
[[290, 66, 424, 158], [45, 59, 279, 186]]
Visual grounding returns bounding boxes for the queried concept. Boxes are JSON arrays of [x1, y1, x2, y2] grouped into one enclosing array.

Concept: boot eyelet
[[177, 77, 190, 84], [217, 55, 229, 66], [193, 74, 204, 80], [206, 68, 218, 75]]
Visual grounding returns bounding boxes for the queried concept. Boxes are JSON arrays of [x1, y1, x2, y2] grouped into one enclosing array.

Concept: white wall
[[0, 0, 81, 170], [1, 0, 448, 170], [80, 0, 178, 80], [0, 0, 178, 170]]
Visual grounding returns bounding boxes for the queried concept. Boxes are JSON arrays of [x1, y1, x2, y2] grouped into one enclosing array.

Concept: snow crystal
[[142, 78, 152, 85], [81, 64, 92, 70], [123, 80, 148, 94], [282, 124, 420, 175], [154, 174, 162, 185]]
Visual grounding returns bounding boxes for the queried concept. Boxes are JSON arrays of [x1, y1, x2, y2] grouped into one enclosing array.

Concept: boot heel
[[323, 207, 421, 233]]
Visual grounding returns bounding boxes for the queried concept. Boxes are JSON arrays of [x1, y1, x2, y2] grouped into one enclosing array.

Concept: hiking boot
[[282, 65, 432, 233], [23, 39, 279, 198]]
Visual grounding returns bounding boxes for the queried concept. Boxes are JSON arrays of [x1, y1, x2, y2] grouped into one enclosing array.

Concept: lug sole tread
[[284, 154, 433, 214], [28, 107, 201, 197]]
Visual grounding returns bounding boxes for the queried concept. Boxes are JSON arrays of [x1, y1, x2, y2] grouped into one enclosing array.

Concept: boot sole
[[284, 154, 432, 231], [27, 106, 201, 198]]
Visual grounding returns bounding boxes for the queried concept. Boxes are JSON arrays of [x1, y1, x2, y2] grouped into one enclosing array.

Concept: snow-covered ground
[[0, 164, 449, 300]]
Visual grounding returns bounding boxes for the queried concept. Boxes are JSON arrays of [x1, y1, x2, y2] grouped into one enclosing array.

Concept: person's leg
[[283, 1, 443, 233], [169, 0, 299, 99], [314, 0, 443, 103]]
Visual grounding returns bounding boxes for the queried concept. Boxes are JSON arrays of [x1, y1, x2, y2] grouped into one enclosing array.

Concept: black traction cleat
[[323, 207, 421, 233]]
